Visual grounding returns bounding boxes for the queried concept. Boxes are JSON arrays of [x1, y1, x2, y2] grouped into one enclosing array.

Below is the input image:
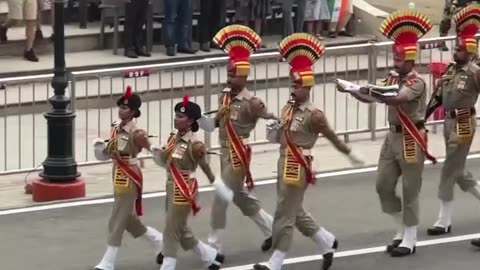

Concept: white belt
[[302, 149, 312, 156]]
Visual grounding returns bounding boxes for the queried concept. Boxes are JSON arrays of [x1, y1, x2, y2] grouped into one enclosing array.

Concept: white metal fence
[[0, 35, 473, 174]]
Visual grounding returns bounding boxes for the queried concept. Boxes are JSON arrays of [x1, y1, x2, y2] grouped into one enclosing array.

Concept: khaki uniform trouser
[[210, 146, 261, 230], [438, 116, 477, 201], [271, 154, 320, 252], [163, 181, 198, 258], [376, 132, 425, 227], [108, 181, 147, 246]]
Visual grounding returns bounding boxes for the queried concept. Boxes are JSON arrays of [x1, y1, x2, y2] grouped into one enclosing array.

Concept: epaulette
[[306, 103, 317, 112]]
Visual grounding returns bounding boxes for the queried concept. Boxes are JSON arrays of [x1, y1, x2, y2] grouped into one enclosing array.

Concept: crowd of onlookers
[[0, 0, 355, 62]]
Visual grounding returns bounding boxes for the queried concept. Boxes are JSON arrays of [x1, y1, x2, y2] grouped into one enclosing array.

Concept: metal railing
[[0, 35, 473, 175]]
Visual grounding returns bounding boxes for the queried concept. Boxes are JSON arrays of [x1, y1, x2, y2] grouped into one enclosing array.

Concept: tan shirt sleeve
[[402, 78, 425, 101], [250, 97, 277, 120], [311, 110, 351, 155], [192, 141, 215, 183]]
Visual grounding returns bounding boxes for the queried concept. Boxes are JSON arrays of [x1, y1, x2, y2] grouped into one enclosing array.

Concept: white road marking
[[1, 153, 479, 216], [221, 233, 480, 270]]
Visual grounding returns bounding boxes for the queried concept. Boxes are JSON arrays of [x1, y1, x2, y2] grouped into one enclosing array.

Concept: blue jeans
[[164, 0, 192, 49]]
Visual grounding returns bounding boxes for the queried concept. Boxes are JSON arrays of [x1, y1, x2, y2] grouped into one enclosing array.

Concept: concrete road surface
[[1, 158, 480, 270]]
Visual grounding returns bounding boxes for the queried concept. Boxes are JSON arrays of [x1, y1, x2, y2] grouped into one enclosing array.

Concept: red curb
[[31, 177, 86, 202]]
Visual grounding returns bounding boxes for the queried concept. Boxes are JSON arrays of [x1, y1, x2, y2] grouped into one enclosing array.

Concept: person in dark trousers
[[198, 0, 226, 52], [164, 0, 197, 56], [282, 0, 306, 37], [124, 0, 150, 58]]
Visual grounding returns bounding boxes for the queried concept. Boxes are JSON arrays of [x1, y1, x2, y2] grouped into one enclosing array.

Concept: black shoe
[[166, 47, 176, 56], [0, 25, 7, 43], [200, 42, 211, 52], [322, 239, 338, 270], [253, 264, 270, 270], [177, 46, 198, 54], [386, 239, 402, 253], [35, 30, 44, 41], [261, 237, 272, 252], [124, 49, 138, 58], [24, 49, 39, 62], [338, 31, 353, 37], [208, 253, 225, 270], [471, 238, 480, 248], [156, 252, 164, 264], [427, 225, 451, 236], [135, 48, 151, 57], [390, 246, 416, 257], [328, 31, 337, 38], [90, 268, 103, 270]]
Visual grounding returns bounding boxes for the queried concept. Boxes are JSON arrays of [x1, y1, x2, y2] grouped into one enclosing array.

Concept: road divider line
[[221, 233, 480, 270], [1, 153, 480, 216]]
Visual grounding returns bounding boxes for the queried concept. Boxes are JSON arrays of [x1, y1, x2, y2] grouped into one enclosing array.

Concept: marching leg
[[249, 208, 274, 251], [92, 246, 119, 270], [140, 226, 164, 263], [386, 212, 404, 253], [192, 241, 225, 270], [427, 200, 453, 235]]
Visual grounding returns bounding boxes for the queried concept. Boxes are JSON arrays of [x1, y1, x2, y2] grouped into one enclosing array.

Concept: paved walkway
[[2, 124, 480, 210]]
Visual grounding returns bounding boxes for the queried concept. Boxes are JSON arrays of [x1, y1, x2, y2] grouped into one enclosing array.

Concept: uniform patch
[[456, 108, 473, 143], [229, 143, 242, 170], [113, 156, 131, 193], [283, 148, 302, 186], [402, 129, 417, 163]]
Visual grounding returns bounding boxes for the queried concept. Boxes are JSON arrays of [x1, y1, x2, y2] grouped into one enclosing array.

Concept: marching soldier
[[439, 0, 479, 51], [151, 95, 226, 270], [253, 33, 365, 270], [91, 86, 163, 270], [339, 9, 435, 257], [425, 5, 480, 244], [198, 24, 277, 255]]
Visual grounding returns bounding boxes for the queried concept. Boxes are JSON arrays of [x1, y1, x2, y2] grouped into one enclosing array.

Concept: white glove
[[346, 149, 366, 167], [213, 180, 234, 202], [93, 138, 109, 161], [150, 145, 167, 167], [266, 119, 281, 143], [198, 115, 216, 132]]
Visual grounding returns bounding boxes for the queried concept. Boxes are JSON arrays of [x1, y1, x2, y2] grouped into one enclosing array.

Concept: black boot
[[24, 49, 39, 62], [156, 252, 164, 264], [200, 42, 210, 52], [253, 264, 270, 270], [427, 225, 451, 236], [471, 238, 480, 248], [322, 239, 338, 270], [166, 46, 176, 56], [35, 29, 44, 41], [208, 253, 225, 270], [177, 46, 198, 54], [261, 237, 272, 252], [390, 246, 416, 257], [386, 239, 402, 253], [124, 49, 138, 58], [135, 47, 151, 57]]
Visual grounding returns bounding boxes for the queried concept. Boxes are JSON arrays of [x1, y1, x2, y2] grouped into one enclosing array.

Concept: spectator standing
[[36, 0, 54, 41], [124, 0, 150, 58], [281, 0, 306, 37], [304, 0, 330, 39], [164, 0, 197, 56], [234, 0, 271, 41], [0, 0, 39, 61], [198, 0, 226, 52]]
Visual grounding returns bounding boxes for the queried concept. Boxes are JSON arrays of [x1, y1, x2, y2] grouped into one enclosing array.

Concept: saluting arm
[[192, 141, 216, 184]]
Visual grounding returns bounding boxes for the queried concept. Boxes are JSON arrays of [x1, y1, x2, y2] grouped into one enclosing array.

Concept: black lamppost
[[39, 0, 80, 182]]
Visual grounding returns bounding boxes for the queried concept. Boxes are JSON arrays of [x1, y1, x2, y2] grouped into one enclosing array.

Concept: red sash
[[283, 105, 314, 185], [223, 93, 254, 191], [169, 162, 200, 215], [165, 133, 200, 215], [384, 74, 437, 164], [110, 126, 144, 216]]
